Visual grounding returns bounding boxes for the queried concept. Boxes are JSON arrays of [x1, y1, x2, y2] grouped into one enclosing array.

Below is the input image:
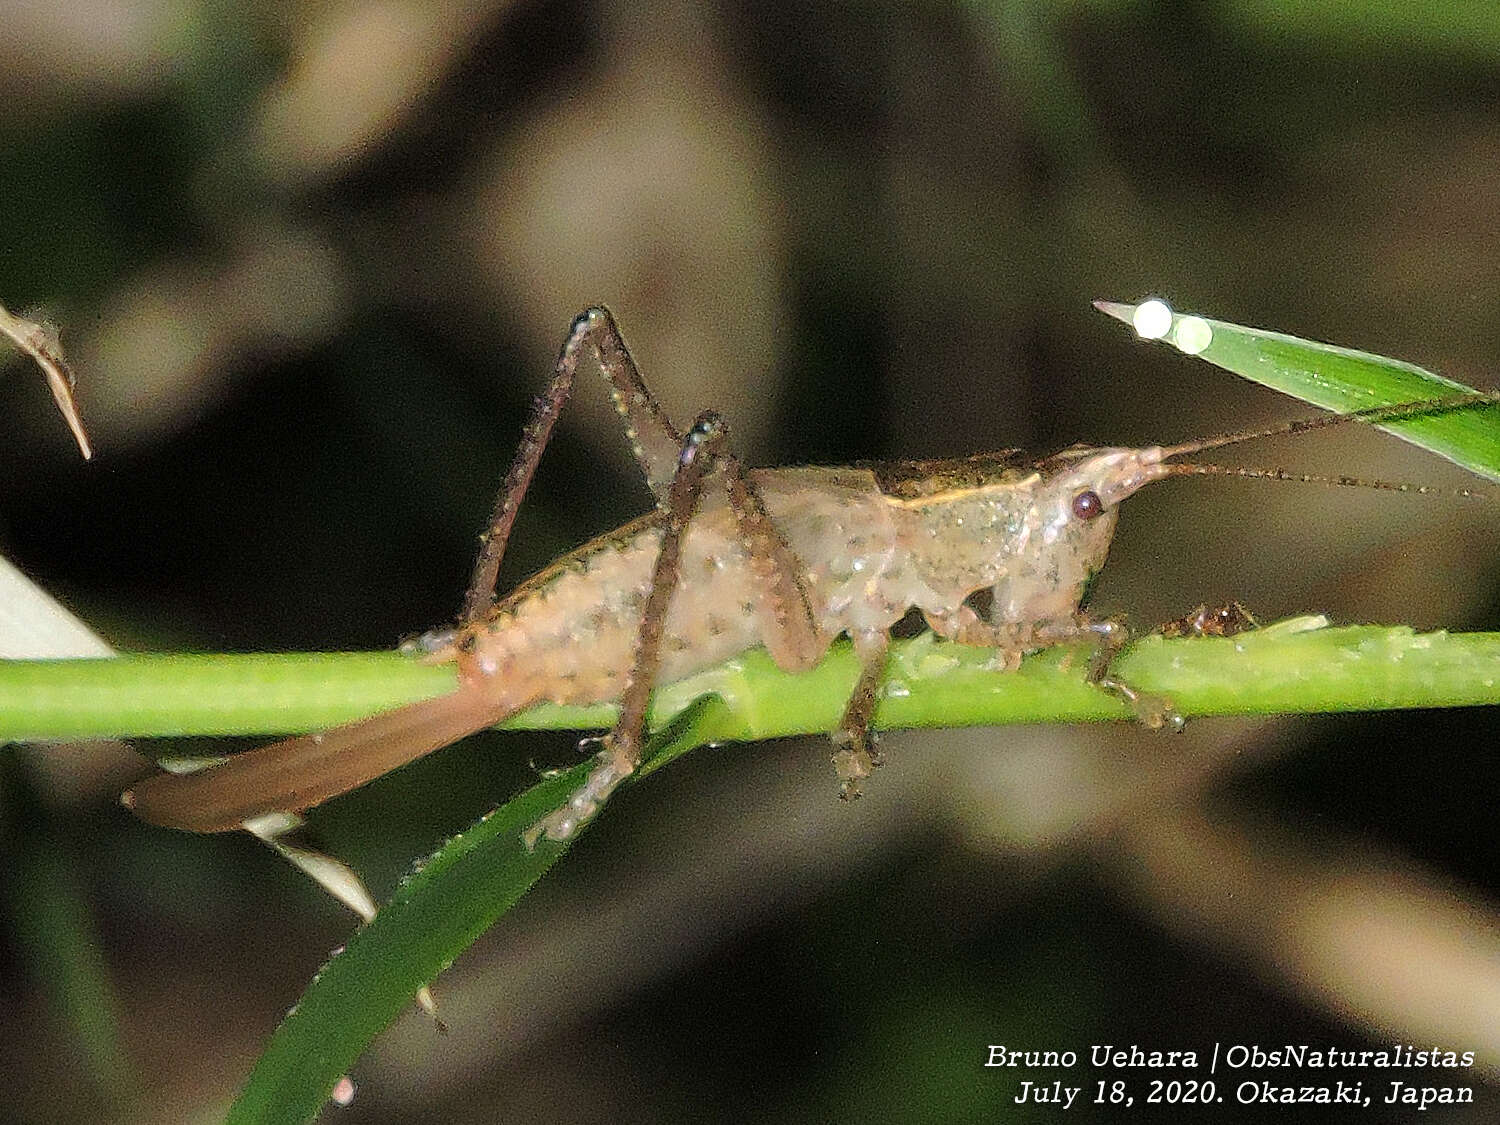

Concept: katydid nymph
[[121, 307, 1493, 849]]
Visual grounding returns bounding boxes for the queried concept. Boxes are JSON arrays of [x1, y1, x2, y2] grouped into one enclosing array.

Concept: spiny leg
[[923, 606, 1184, 731], [1070, 617, 1184, 732], [830, 631, 890, 799], [716, 458, 823, 676], [524, 410, 822, 847], [1003, 614, 1179, 726], [463, 307, 685, 624], [523, 413, 727, 846]]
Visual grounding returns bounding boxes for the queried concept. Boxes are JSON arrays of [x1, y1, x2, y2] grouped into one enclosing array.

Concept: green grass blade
[[1095, 299, 1500, 481], [225, 695, 734, 1125]]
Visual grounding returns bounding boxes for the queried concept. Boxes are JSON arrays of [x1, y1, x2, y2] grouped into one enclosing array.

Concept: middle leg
[[923, 606, 1184, 731], [1052, 616, 1185, 732], [830, 630, 891, 799]]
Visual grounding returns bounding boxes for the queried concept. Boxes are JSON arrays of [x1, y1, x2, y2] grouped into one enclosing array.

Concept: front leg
[[923, 606, 1184, 730], [1060, 616, 1185, 732]]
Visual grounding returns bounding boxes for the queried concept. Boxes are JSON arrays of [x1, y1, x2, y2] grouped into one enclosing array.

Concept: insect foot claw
[[1131, 692, 1185, 733], [831, 736, 881, 801], [1093, 673, 1185, 734], [521, 747, 634, 851]]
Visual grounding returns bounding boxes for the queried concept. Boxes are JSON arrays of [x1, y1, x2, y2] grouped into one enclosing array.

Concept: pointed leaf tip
[[1092, 299, 1134, 324]]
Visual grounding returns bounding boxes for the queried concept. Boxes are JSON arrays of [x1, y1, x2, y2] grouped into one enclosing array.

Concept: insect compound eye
[[1071, 489, 1103, 520]]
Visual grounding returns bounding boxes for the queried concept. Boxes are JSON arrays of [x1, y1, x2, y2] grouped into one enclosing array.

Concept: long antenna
[[1159, 392, 1500, 460], [1160, 461, 1488, 499]]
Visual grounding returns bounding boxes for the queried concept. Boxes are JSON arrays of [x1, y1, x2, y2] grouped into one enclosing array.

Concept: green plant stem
[[4, 618, 1500, 746]]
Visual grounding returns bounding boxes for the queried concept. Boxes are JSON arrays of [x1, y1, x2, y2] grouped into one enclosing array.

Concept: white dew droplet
[[1172, 315, 1213, 355], [1132, 299, 1173, 340], [331, 1076, 356, 1106]]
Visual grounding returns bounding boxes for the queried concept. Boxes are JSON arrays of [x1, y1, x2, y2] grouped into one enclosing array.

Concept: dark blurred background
[[2, 0, 1499, 1120]]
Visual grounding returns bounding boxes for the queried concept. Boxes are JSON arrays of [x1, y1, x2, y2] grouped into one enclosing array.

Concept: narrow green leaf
[[225, 696, 734, 1125], [1224, 0, 1500, 57], [1095, 299, 1500, 481]]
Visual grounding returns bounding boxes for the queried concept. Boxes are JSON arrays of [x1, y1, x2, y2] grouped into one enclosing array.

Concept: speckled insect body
[[436, 452, 1139, 697], [123, 308, 1469, 845], [453, 446, 1160, 831]]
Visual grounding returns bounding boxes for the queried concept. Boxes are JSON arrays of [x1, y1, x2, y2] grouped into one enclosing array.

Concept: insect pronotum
[[120, 307, 1492, 846]]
